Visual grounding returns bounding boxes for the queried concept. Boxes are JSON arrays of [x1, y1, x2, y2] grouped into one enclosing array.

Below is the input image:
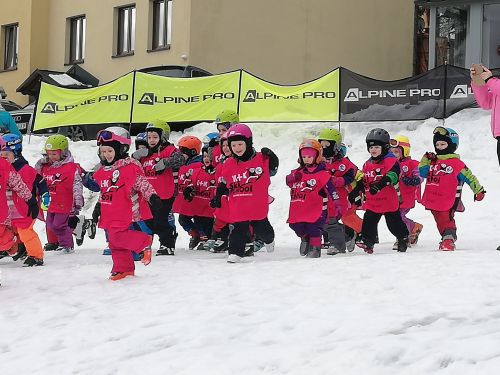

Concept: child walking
[[419, 126, 485, 251], [1, 134, 49, 266], [389, 135, 423, 248], [210, 123, 279, 263], [132, 120, 184, 255], [287, 139, 340, 258], [35, 135, 83, 253], [93, 128, 162, 280], [351, 128, 409, 254]]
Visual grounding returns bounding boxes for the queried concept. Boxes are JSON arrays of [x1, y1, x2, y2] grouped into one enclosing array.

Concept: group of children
[[0, 110, 487, 280]]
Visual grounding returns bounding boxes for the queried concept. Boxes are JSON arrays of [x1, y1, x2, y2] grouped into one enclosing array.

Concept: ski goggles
[[97, 130, 131, 146], [433, 126, 449, 136], [389, 139, 410, 148]]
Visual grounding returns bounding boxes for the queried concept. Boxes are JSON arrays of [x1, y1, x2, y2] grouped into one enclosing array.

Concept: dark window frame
[[151, 0, 172, 51], [117, 5, 136, 56], [3, 23, 18, 70], [69, 16, 86, 64]]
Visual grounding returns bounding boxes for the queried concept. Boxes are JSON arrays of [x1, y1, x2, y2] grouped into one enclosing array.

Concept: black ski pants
[[146, 197, 177, 248], [228, 218, 274, 257], [361, 210, 409, 247]]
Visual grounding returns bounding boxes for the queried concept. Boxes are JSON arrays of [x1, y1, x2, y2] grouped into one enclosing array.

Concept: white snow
[[48, 73, 88, 87], [1, 109, 500, 374]]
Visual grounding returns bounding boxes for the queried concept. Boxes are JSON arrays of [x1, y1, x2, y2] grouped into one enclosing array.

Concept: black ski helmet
[[366, 128, 390, 152]]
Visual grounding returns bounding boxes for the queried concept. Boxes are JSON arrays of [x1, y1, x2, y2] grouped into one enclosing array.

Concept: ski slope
[[1, 109, 500, 375]]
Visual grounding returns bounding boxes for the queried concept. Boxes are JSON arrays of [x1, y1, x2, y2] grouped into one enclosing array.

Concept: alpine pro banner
[[132, 71, 240, 123], [340, 66, 446, 122], [238, 70, 339, 122], [34, 73, 134, 130]]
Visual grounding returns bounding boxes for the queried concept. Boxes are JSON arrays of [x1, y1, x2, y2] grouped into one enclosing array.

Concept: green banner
[[132, 71, 240, 123], [239, 70, 339, 122], [34, 73, 134, 130]]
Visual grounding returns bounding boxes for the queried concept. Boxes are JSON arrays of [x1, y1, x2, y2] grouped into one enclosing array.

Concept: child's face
[[217, 124, 229, 137], [137, 144, 147, 150], [47, 150, 62, 163], [147, 132, 160, 147], [100, 145, 116, 163], [221, 140, 231, 157], [230, 140, 246, 156], [435, 141, 448, 151], [203, 151, 211, 166], [320, 140, 330, 148], [301, 154, 315, 165], [0, 150, 14, 163], [369, 145, 382, 158], [390, 147, 402, 160]]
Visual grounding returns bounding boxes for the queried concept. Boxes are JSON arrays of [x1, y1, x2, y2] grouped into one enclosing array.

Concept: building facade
[[1, 0, 415, 106], [415, 0, 500, 74]]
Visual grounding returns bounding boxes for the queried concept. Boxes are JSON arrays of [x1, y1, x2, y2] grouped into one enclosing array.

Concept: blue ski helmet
[[202, 132, 219, 146], [2, 133, 23, 156], [433, 126, 459, 154], [135, 132, 148, 149]]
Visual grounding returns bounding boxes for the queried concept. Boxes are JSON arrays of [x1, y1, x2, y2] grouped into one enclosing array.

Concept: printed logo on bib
[[45, 173, 66, 193], [291, 178, 320, 201], [402, 165, 409, 173], [339, 164, 346, 172], [428, 163, 454, 185], [229, 166, 264, 193]]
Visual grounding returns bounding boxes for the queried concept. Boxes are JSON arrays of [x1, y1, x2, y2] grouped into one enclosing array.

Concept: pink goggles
[[97, 130, 131, 146]]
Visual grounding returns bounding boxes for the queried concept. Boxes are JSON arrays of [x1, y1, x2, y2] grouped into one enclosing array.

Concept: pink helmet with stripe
[[226, 123, 252, 141]]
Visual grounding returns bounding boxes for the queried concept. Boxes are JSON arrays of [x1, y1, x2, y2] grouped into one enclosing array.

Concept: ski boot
[[244, 242, 254, 257], [58, 246, 74, 254], [0, 251, 8, 260], [397, 237, 409, 252], [299, 237, 310, 256], [265, 240, 275, 253], [86, 219, 97, 239], [23, 256, 44, 267], [12, 244, 27, 261], [253, 239, 265, 252], [322, 241, 330, 250], [140, 247, 152, 265], [109, 271, 135, 281], [345, 236, 356, 252], [306, 246, 321, 258], [210, 239, 227, 253], [227, 254, 244, 263], [188, 230, 201, 250], [439, 238, 455, 251], [156, 245, 175, 256], [392, 240, 399, 251], [355, 237, 374, 254], [44, 243, 59, 251], [409, 223, 423, 246], [196, 236, 209, 250], [327, 245, 346, 255]]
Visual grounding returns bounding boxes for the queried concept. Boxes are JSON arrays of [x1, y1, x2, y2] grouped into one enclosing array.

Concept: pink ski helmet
[[226, 123, 252, 141]]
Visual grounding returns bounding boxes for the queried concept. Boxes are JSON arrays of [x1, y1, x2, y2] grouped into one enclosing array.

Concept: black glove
[[26, 196, 39, 219], [369, 176, 391, 195], [425, 152, 437, 162], [68, 216, 80, 229], [261, 147, 273, 157], [348, 182, 364, 205], [261, 147, 279, 176], [149, 194, 162, 214], [210, 195, 222, 208], [205, 165, 215, 174], [183, 186, 195, 202], [92, 202, 101, 223], [208, 138, 218, 148]]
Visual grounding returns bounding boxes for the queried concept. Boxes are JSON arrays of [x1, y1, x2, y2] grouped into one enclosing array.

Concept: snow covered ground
[[1, 109, 500, 374]]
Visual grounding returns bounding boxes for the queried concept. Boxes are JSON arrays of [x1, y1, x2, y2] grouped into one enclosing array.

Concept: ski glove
[[92, 202, 101, 224], [26, 196, 39, 219], [68, 216, 80, 229], [369, 176, 391, 195], [40, 192, 51, 211], [210, 195, 222, 208], [286, 171, 302, 186], [132, 148, 150, 160], [261, 147, 279, 176], [154, 152, 185, 173], [474, 189, 486, 201], [425, 152, 437, 162], [183, 186, 195, 202], [348, 182, 364, 206], [149, 194, 163, 214]]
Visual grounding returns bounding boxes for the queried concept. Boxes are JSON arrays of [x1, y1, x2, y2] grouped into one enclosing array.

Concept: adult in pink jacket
[[470, 66, 500, 166]]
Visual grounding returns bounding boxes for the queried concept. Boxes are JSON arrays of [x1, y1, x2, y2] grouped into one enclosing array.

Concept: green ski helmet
[[146, 119, 171, 142], [215, 110, 239, 130], [318, 128, 342, 158], [44, 134, 69, 153]]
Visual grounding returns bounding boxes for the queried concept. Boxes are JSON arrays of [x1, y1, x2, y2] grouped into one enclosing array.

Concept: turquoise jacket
[[0, 111, 22, 138]]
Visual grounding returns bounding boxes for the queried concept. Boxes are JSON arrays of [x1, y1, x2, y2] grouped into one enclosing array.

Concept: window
[[482, 4, 500, 69], [117, 5, 136, 55], [3, 23, 18, 70], [69, 16, 86, 63], [152, 0, 172, 50], [435, 6, 469, 67]]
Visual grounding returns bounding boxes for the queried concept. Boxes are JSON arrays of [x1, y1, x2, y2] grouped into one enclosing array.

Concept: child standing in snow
[[318, 128, 358, 255], [93, 128, 161, 281], [210, 123, 279, 263], [182, 139, 217, 250], [0, 134, 49, 266], [172, 136, 206, 250], [389, 135, 424, 248], [132, 120, 183, 256], [350, 128, 409, 254], [419, 127, 485, 251], [287, 139, 340, 258], [35, 135, 83, 253]]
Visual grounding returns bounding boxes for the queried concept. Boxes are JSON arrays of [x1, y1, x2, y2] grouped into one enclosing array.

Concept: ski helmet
[[366, 128, 390, 151], [2, 133, 23, 156], [178, 135, 202, 157], [44, 134, 69, 153], [135, 132, 148, 149], [227, 123, 253, 160], [97, 126, 131, 164], [433, 126, 459, 155], [299, 139, 323, 165], [389, 135, 411, 158], [202, 132, 219, 146], [146, 119, 171, 142], [318, 128, 342, 158], [215, 110, 239, 130]]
